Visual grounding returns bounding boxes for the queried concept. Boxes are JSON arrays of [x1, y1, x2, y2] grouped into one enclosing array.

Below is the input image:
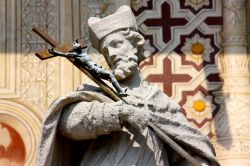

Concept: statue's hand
[[48, 48, 55, 54], [120, 103, 151, 130]]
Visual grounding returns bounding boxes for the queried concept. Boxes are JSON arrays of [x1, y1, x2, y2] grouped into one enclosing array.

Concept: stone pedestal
[[211, 0, 250, 165]]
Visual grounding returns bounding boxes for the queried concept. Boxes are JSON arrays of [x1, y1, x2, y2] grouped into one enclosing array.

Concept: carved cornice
[[223, 34, 247, 45], [219, 54, 250, 75]]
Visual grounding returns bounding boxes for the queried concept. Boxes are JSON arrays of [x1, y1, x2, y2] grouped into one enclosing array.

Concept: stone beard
[[100, 28, 147, 81]]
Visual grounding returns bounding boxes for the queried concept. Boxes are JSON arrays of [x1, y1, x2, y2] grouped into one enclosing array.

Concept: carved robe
[[37, 81, 219, 166]]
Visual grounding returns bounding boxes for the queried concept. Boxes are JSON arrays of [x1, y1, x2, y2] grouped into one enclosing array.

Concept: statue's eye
[[110, 40, 123, 48], [101, 47, 109, 55]]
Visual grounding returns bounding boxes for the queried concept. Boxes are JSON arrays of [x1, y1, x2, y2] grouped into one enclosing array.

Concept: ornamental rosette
[[181, 34, 214, 65], [183, 91, 215, 124]]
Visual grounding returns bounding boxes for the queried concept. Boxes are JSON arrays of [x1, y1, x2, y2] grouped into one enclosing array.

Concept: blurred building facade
[[0, 0, 250, 165]]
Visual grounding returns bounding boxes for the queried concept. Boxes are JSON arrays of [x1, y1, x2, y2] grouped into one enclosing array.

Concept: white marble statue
[[37, 5, 220, 166]]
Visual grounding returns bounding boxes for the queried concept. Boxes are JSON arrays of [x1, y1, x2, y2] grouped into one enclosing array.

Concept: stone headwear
[[88, 5, 138, 51]]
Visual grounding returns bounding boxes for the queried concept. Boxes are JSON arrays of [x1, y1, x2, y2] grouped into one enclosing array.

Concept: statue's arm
[[58, 101, 149, 141], [48, 48, 78, 58]]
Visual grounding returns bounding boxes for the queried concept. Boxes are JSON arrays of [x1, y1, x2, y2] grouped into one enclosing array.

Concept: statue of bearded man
[[37, 5, 219, 166]]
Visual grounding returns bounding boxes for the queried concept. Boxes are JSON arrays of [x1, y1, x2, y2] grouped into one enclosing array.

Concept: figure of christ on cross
[[48, 39, 127, 97]]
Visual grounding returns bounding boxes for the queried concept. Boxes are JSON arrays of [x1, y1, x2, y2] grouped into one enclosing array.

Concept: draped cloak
[[37, 82, 219, 166]]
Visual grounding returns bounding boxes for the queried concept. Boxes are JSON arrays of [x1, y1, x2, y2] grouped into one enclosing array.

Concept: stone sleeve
[[58, 101, 122, 140]]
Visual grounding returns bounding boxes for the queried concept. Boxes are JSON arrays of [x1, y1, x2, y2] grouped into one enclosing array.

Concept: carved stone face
[[100, 32, 139, 80]]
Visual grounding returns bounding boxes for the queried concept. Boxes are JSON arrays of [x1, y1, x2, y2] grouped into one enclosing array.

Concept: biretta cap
[[88, 5, 138, 51]]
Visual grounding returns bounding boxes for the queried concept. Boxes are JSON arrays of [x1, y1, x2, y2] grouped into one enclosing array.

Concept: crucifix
[[33, 27, 123, 101], [33, 27, 202, 166]]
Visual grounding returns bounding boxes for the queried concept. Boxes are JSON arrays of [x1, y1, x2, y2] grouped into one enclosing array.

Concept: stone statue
[[37, 5, 220, 166], [48, 39, 127, 96]]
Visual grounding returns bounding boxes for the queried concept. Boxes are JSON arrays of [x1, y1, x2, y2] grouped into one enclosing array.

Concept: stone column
[[211, 0, 250, 165]]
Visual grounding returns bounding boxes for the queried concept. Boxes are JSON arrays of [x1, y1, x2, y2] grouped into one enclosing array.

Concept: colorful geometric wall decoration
[[132, 0, 223, 135]]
